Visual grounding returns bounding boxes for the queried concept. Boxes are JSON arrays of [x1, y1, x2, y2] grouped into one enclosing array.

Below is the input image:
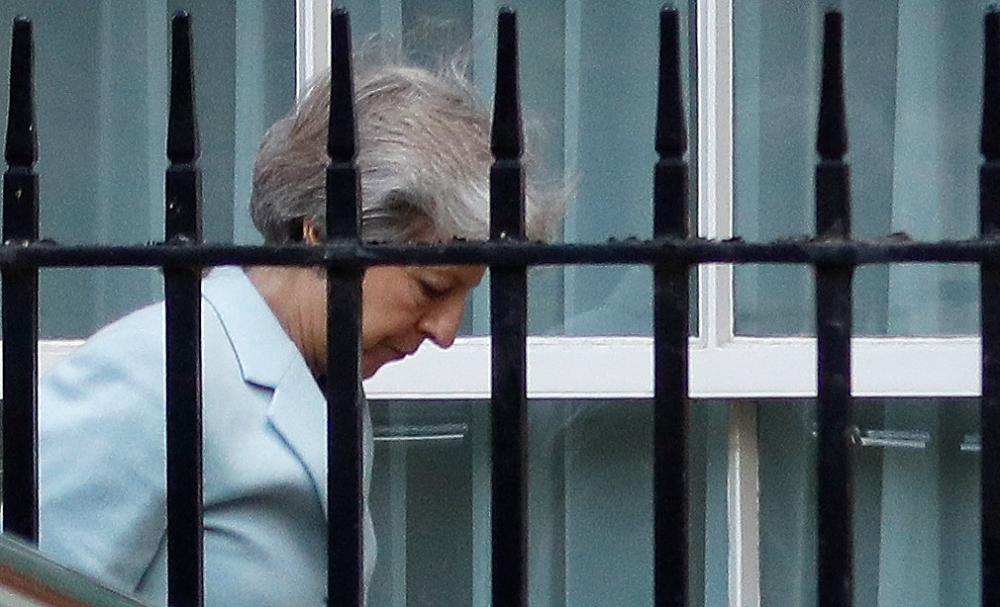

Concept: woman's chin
[[361, 351, 400, 379]]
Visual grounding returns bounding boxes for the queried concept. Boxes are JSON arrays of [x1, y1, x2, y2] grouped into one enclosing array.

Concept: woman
[[39, 55, 564, 606]]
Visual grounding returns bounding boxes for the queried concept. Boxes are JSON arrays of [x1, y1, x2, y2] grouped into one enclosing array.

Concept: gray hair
[[250, 55, 565, 245]]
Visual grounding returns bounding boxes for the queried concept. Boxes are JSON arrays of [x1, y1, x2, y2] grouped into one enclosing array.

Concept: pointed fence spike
[[325, 7, 360, 240], [983, 10, 1000, 160], [6, 17, 36, 167], [167, 12, 198, 164], [165, 11, 201, 242], [489, 6, 525, 242], [491, 7, 522, 161], [328, 8, 357, 163], [656, 8, 686, 158], [817, 12, 847, 161]]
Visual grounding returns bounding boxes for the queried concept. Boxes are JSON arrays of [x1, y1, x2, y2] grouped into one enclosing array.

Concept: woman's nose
[[420, 298, 466, 348]]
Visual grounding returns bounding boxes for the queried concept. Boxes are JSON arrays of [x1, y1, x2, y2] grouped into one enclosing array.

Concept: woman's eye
[[418, 280, 448, 299]]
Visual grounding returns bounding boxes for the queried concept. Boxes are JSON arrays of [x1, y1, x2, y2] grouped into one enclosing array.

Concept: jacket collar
[[201, 266, 299, 388], [201, 266, 330, 516]]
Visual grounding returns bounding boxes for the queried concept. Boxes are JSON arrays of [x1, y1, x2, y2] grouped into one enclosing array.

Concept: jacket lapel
[[266, 363, 329, 517], [202, 267, 329, 517]]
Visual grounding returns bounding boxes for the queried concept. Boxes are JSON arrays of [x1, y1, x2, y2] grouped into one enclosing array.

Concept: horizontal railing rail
[[2, 238, 1000, 267]]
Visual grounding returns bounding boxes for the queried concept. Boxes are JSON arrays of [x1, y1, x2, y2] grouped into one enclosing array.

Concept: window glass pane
[[0, 1, 295, 338], [342, 0, 697, 337], [733, 0, 982, 336], [554, 0, 698, 337], [368, 398, 728, 606], [734, 262, 981, 336], [758, 398, 980, 607]]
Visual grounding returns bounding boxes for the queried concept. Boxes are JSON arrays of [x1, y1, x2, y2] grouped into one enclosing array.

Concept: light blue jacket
[[39, 266, 375, 606]]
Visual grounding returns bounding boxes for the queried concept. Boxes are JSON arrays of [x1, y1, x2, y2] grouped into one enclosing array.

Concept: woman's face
[[360, 264, 486, 378]]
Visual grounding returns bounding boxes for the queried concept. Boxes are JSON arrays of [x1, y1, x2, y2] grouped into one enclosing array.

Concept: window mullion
[[296, 0, 330, 92], [697, 0, 735, 349]]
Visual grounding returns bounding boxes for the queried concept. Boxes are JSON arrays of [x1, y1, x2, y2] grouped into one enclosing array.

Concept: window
[[308, 1, 984, 605]]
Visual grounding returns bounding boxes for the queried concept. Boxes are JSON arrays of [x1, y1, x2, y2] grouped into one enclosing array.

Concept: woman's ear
[[302, 218, 323, 244]]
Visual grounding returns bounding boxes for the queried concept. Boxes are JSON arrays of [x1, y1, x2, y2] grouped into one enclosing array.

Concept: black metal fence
[[1, 5, 999, 607]]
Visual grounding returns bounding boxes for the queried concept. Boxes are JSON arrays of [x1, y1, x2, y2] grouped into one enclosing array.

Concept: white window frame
[[297, 0, 979, 403], [23, 13, 978, 399]]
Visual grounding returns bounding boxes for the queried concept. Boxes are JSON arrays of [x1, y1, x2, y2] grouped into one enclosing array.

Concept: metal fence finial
[[654, 7, 688, 239], [490, 7, 525, 241], [5, 17, 35, 168], [982, 10, 1000, 161], [167, 12, 198, 166], [817, 11, 847, 161], [816, 11, 850, 239], [328, 7, 357, 164], [491, 7, 522, 164], [326, 7, 359, 240], [655, 8, 685, 160]]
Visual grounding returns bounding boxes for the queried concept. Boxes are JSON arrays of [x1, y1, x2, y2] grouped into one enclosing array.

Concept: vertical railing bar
[[490, 7, 528, 607], [981, 9, 1000, 607], [325, 8, 364, 607], [1, 16, 39, 543], [653, 8, 690, 607], [814, 11, 853, 607], [164, 12, 204, 607]]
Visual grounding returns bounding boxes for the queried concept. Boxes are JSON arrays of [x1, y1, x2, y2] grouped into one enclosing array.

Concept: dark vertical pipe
[[982, 10, 1000, 607], [653, 8, 689, 607], [164, 12, 203, 607], [2, 16, 39, 543], [490, 7, 528, 607], [814, 12, 853, 607], [325, 9, 364, 607]]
